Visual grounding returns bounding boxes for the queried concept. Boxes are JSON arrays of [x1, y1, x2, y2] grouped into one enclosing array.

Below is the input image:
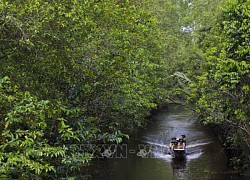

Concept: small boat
[[168, 135, 187, 159]]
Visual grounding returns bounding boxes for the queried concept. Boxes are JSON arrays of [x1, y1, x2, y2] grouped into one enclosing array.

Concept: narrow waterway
[[85, 105, 246, 180]]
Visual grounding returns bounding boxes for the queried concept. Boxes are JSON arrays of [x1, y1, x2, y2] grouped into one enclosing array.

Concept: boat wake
[[186, 151, 203, 160], [143, 141, 169, 148], [186, 142, 211, 148], [140, 140, 211, 162], [152, 151, 172, 162]]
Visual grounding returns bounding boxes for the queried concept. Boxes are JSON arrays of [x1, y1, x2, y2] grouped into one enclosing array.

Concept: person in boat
[[181, 135, 186, 143], [170, 137, 178, 150], [178, 138, 185, 149]]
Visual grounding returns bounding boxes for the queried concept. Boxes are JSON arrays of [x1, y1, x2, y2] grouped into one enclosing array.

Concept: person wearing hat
[[178, 138, 185, 149], [169, 137, 178, 150]]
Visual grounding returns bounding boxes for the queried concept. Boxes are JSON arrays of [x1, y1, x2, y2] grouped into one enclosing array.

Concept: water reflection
[[84, 106, 250, 180], [171, 158, 187, 179]]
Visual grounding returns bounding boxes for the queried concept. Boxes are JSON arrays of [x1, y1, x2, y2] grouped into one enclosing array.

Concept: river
[[84, 105, 248, 180]]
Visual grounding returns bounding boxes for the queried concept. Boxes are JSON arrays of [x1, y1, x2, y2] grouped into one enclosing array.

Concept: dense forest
[[0, 0, 249, 178]]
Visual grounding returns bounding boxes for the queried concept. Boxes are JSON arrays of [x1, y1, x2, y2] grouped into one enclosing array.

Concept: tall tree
[[190, 0, 250, 171], [0, 0, 165, 178]]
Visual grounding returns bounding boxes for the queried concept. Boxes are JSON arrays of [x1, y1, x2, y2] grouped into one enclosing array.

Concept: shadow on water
[[84, 105, 249, 180]]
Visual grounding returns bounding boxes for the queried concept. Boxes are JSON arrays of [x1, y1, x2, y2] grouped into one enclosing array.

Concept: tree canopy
[[189, 0, 250, 171], [1, 0, 250, 178], [0, 0, 165, 178]]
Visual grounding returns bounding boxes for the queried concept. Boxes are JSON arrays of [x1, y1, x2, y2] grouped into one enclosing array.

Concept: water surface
[[85, 105, 247, 180]]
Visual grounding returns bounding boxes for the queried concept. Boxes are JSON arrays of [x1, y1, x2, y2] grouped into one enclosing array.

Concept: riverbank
[[81, 105, 250, 179], [206, 123, 250, 176]]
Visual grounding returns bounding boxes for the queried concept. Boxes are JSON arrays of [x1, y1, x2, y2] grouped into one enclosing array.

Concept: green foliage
[[0, 77, 93, 178], [0, 0, 164, 127], [190, 0, 250, 171], [146, 0, 224, 103], [0, 0, 165, 178]]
